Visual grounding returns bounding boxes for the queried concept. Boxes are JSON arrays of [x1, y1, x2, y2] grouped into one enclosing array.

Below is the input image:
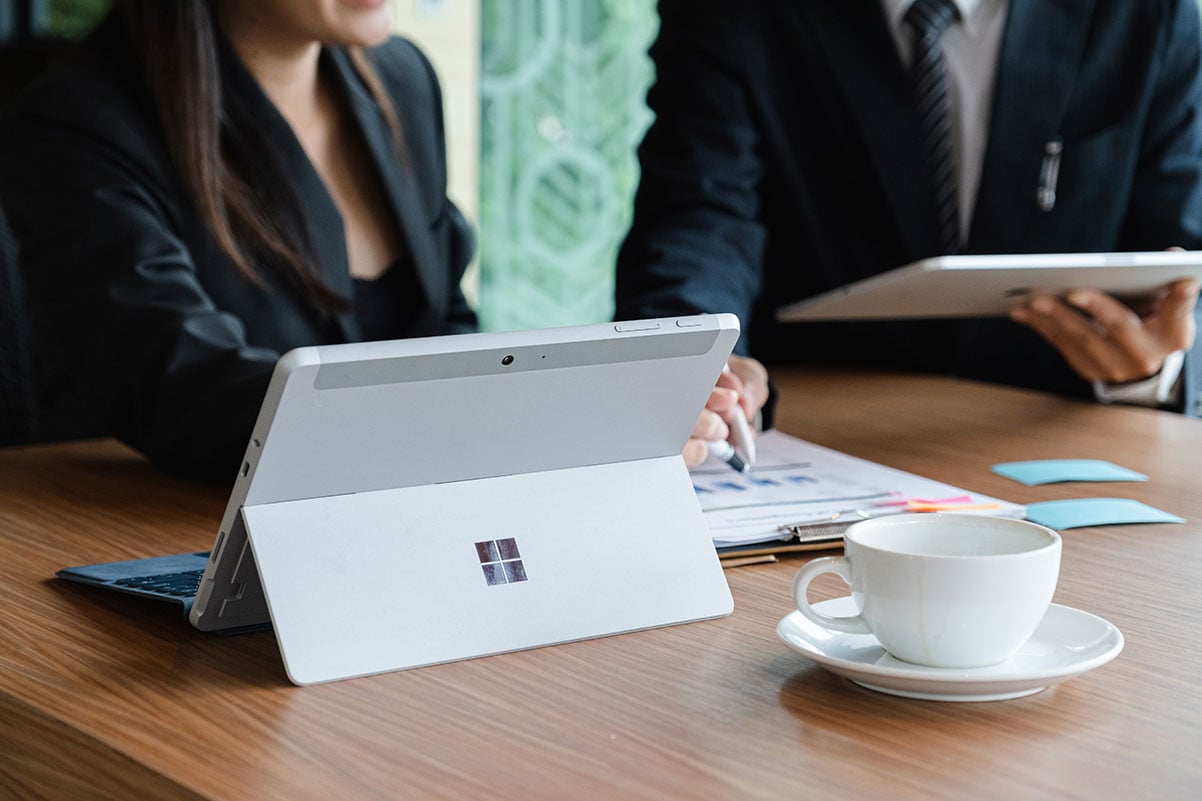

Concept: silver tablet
[[61, 315, 741, 683], [776, 251, 1202, 321]]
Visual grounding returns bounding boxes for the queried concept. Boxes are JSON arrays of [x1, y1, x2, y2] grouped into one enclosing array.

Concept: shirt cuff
[[1092, 350, 1186, 408]]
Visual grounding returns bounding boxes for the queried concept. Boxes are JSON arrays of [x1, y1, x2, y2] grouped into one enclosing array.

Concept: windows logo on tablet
[[476, 538, 528, 586]]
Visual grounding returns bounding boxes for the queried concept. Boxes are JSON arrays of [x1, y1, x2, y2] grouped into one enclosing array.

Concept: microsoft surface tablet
[[776, 251, 1202, 321], [62, 314, 739, 684]]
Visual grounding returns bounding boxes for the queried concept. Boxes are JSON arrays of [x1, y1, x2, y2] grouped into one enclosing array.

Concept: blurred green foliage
[[47, 0, 108, 39]]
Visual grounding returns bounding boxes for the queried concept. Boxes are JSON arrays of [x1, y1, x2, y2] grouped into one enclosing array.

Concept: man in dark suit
[[618, 0, 1202, 425]]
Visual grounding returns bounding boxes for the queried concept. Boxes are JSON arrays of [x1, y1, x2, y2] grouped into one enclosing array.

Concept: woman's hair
[[117, 0, 406, 313]]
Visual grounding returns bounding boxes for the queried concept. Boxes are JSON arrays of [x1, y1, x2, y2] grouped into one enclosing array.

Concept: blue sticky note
[[991, 459, 1148, 486], [1024, 498, 1184, 530]]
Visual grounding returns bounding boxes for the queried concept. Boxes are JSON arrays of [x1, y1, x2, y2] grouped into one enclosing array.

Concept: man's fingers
[[1010, 297, 1111, 381], [682, 437, 709, 468], [728, 355, 770, 417], [716, 370, 741, 395], [691, 407, 729, 443], [1148, 279, 1200, 352], [1063, 290, 1160, 380], [685, 405, 731, 468], [705, 386, 740, 415], [1012, 282, 1200, 384]]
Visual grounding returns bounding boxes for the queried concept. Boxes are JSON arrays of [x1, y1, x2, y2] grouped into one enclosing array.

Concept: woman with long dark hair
[[0, 0, 476, 481]]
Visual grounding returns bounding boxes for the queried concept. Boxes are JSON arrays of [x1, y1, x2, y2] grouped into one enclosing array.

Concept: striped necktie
[[905, 0, 961, 254]]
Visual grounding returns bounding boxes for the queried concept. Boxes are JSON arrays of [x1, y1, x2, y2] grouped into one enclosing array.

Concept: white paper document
[[690, 431, 1025, 548]]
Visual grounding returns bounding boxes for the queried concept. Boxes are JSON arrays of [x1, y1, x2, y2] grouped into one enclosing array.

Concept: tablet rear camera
[[501, 355, 515, 366]]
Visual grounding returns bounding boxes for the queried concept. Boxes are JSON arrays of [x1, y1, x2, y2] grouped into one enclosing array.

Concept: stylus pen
[[723, 364, 758, 466], [708, 439, 750, 473], [728, 404, 757, 466]]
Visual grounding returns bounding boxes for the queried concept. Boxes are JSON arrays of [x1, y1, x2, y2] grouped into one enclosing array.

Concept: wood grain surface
[[1, 369, 1199, 800]]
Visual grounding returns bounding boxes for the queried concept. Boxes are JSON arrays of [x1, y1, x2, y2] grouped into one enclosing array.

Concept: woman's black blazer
[[0, 18, 476, 481]]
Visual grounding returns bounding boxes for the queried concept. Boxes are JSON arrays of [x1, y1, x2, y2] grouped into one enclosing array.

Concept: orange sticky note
[[904, 501, 1002, 513]]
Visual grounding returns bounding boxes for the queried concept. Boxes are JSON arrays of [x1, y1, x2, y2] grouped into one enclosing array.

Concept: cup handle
[[792, 557, 873, 635]]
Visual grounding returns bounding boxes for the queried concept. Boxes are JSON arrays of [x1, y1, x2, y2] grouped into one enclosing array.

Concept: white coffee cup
[[792, 514, 1061, 668]]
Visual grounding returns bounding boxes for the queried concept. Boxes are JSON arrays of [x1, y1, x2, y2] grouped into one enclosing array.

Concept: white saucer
[[777, 598, 1123, 702]]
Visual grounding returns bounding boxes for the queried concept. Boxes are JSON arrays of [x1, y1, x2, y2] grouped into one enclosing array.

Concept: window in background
[[1, 1, 104, 109], [34, 0, 662, 333], [479, 0, 657, 331], [0, 0, 108, 39], [47, 0, 106, 38], [0, 2, 25, 41]]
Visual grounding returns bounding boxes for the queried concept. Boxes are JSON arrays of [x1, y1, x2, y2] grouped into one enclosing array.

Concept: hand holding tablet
[[1008, 277, 1199, 385], [776, 251, 1202, 321], [776, 251, 1202, 387]]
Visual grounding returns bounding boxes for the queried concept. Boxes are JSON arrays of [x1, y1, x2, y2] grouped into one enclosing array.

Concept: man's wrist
[[1092, 350, 1186, 408]]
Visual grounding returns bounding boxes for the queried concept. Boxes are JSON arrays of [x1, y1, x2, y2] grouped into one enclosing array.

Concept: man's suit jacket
[[617, 0, 1202, 415], [0, 17, 476, 481]]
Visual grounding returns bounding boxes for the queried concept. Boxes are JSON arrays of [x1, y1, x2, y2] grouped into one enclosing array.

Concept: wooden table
[[2, 369, 1199, 800]]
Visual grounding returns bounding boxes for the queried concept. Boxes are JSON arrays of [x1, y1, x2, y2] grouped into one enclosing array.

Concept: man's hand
[[1009, 279, 1199, 384], [682, 355, 771, 468], [726, 354, 771, 421]]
